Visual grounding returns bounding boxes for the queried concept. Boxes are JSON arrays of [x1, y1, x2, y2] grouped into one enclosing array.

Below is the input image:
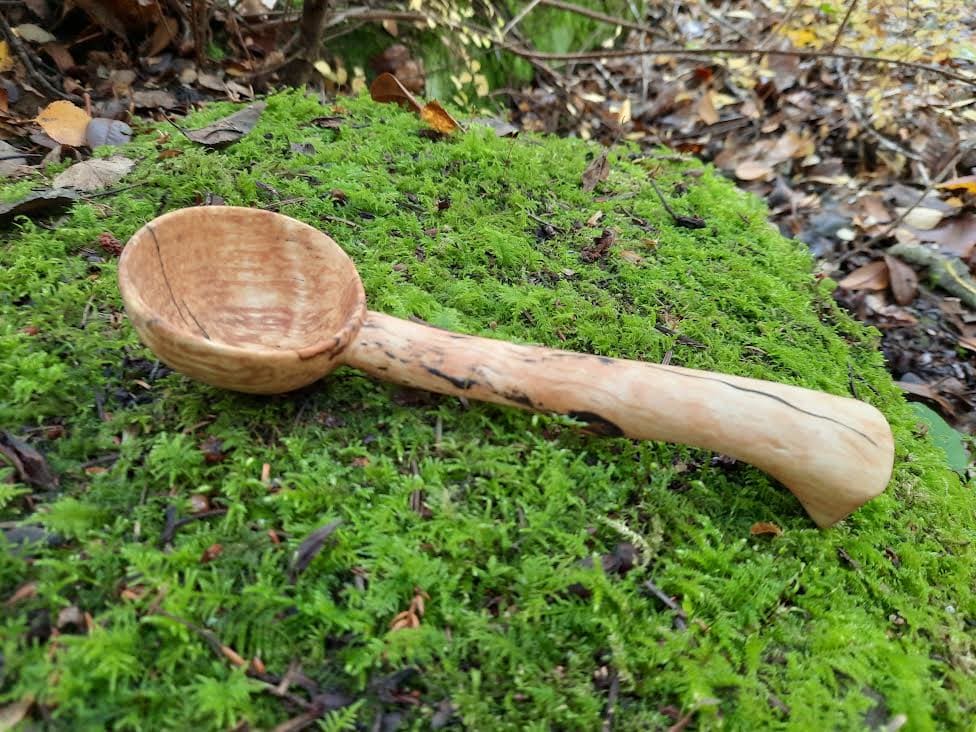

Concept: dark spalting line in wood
[[297, 334, 340, 360], [148, 224, 197, 335], [645, 364, 879, 447], [183, 303, 211, 341], [424, 366, 478, 390], [568, 410, 625, 437], [502, 390, 534, 408]]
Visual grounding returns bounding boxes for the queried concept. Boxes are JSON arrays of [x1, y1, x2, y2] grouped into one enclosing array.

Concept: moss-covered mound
[[2, 92, 975, 730]]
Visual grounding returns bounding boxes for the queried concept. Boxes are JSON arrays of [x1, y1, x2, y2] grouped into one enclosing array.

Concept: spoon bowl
[[119, 206, 366, 393]]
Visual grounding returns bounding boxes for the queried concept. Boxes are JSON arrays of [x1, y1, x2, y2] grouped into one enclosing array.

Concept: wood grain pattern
[[119, 207, 895, 527], [118, 206, 365, 393], [345, 313, 894, 528]]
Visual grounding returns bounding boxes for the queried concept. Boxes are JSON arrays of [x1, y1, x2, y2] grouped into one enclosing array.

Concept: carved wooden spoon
[[118, 206, 894, 527]]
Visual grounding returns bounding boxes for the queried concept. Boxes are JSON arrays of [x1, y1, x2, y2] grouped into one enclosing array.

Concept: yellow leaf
[[787, 29, 820, 48], [35, 100, 92, 147], [938, 176, 976, 195], [420, 100, 461, 134], [0, 41, 13, 73]]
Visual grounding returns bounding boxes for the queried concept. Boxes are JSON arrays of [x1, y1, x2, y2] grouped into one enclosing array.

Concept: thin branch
[[865, 144, 971, 246], [539, 0, 668, 41], [829, 0, 858, 52], [501, 0, 543, 37], [835, 59, 922, 162], [503, 44, 976, 86], [0, 10, 81, 102]]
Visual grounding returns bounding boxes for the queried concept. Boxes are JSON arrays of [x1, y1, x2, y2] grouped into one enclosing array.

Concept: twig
[[835, 60, 922, 162], [758, 0, 805, 51], [0, 10, 81, 102], [829, 0, 858, 52], [153, 611, 319, 715], [503, 44, 976, 86], [699, 3, 749, 42], [643, 580, 687, 630], [601, 667, 620, 732], [865, 144, 970, 246], [158, 505, 228, 547], [501, 0, 543, 36], [539, 0, 668, 41], [647, 179, 706, 229]]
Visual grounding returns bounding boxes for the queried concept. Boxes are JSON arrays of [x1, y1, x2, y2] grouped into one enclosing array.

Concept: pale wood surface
[[346, 312, 895, 528], [119, 207, 895, 527]]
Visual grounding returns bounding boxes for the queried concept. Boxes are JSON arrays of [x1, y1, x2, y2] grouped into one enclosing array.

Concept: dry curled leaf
[[0, 140, 27, 179], [0, 431, 59, 489], [52, 156, 135, 192], [734, 160, 774, 181], [184, 101, 266, 147], [390, 588, 430, 631], [582, 149, 610, 192], [470, 116, 519, 137], [14, 23, 56, 43], [901, 207, 943, 231], [0, 697, 33, 730], [370, 72, 422, 114], [582, 228, 616, 262], [5, 581, 38, 606], [883, 254, 918, 306], [0, 41, 14, 73], [750, 521, 783, 537], [35, 100, 91, 147], [200, 543, 223, 563], [420, 100, 461, 134], [837, 260, 889, 291], [289, 519, 341, 582]]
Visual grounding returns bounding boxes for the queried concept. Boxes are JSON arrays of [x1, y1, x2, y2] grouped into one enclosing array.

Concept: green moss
[[1, 91, 974, 730]]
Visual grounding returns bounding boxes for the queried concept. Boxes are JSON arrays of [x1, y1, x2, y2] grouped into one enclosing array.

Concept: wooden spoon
[[118, 206, 894, 527]]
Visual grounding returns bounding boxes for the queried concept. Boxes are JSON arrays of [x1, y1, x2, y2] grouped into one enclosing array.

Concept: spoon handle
[[343, 311, 894, 527]]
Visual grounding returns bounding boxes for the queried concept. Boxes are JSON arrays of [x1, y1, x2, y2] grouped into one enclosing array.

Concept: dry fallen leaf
[[0, 140, 28, 178], [837, 260, 889, 291], [52, 156, 135, 192], [0, 697, 33, 731], [15, 23, 56, 43], [938, 175, 976, 196], [35, 100, 92, 147], [4, 581, 38, 606], [0, 431, 59, 489], [420, 100, 461, 134], [132, 89, 178, 109], [289, 519, 341, 582], [883, 254, 919, 306], [0, 189, 79, 228], [390, 588, 430, 632], [750, 521, 783, 537], [184, 101, 266, 147], [200, 543, 223, 563], [0, 41, 14, 73], [734, 160, 773, 181], [897, 381, 956, 417], [697, 90, 719, 126], [582, 149, 610, 192], [582, 228, 616, 262], [958, 336, 976, 353], [370, 72, 422, 114], [915, 214, 976, 257], [469, 116, 519, 137], [86, 118, 132, 147], [901, 207, 944, 231]]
